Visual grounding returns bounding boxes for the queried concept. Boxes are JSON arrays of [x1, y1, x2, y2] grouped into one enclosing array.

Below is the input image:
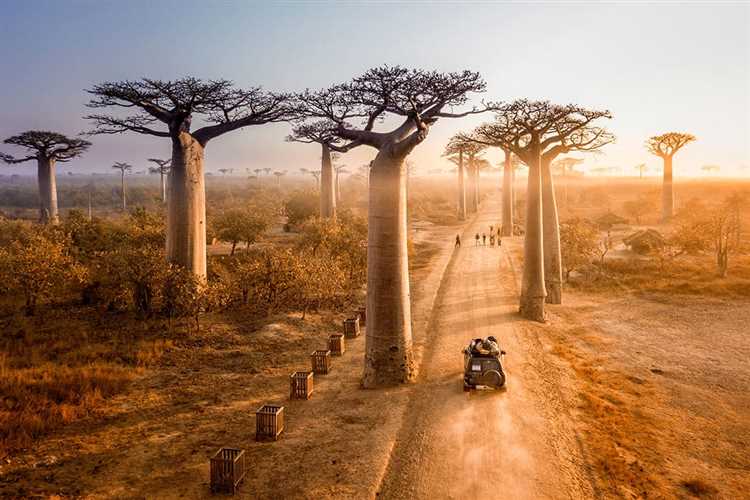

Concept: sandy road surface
[[378, 198, 594, 500]]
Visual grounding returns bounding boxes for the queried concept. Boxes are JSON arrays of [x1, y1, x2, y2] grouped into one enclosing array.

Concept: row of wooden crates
[[210, 306, 365, 494]]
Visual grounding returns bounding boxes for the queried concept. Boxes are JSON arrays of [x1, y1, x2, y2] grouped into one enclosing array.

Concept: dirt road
[[378, 198, 594, 499]]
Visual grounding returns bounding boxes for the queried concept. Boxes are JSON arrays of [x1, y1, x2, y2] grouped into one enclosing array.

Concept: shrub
[[284, 190, 319, 228]]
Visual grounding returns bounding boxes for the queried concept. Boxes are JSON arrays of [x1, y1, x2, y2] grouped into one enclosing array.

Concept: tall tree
[[444, 135, 473, 220], [147, 158, 171, 203], [645, 132, 696, 222], [334, 165, 348, 204], [634, 162, 647, 179], [273, 170, 286, 187], [287, 120, 357, 218], [85, 78, 295, 277], [1, 131, 90, 224], [473, 100, 613, 317], [111, 162, 133, 210], [302, 66, 489, 386], [552, 157, 584, 209]]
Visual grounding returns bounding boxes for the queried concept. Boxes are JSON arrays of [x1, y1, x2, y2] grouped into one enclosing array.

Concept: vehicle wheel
[[482, 370, 505, 388]]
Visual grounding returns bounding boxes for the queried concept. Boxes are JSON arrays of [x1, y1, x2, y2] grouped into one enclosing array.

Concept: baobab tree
[[287, 120, 357, 218], [443, 134, 472, 220], [298, 65, 490, 386], [473, 100, 613, 317], [645, 132, 696, 222], [0, 131, 90, 224], [85, 78, 295, 276], [552, 157, 584, 208], [111, 162, 133, 210], [273, 170, 286, 187], [147, 158, 171, 202], [634, 163, 647, 179], [334, 165, 348, 204]]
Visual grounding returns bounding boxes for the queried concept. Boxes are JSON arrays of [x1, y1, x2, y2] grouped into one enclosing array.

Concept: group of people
[[454, 225, 503, 248]]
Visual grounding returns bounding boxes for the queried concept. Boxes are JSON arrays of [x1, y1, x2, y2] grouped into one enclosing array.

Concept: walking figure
[[482, 233, 487, 245], [498, 237, 502, 247], [475, 233, 480, 246], [490, 234, 495, 246], [455, 234, 461, 247]]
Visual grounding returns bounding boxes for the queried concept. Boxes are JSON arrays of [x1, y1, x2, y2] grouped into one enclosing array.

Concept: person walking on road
[[475, 233, 480, 246], [482, 233, 487, 246], [455, 235, 461, 247]]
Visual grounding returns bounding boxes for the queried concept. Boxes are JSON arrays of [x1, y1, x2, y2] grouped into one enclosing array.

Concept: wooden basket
[[328, 334, 345, 356], [210, 447, 246, 494], [255, 405, 284, 441], [290, 371, 314, 400], [311, 349, 332, 374], [343, 317, 360, 338]]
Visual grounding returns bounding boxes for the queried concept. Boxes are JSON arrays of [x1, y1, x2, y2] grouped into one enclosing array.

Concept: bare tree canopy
[[296, 65, 491, 156], [444, 133, 486, 158], [468, 99, 614, 162], [1, 131, 91, 164], [287, 120, 359, 153], [147, 157, 171, 174], [111, 161, 133, 174], [646, 132, 696, 158], [84, 78, 297, 145]]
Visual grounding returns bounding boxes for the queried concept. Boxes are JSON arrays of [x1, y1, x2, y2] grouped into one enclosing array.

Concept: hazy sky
[[1, 1, 748, 178]]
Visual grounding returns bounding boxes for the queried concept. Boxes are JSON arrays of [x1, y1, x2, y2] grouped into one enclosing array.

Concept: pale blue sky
[[0, 1, 748, 177]]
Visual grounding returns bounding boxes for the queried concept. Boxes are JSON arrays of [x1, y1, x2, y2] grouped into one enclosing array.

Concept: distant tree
[[147, 158, 171, 203], [634, 163, 647, 179], [645, 132, 696, 222], [111, 162, 133, 210], [285, 190, 319, 228], [85, 78, 296, 277], [287, 120, 357, 218], [552, 157, 585, 209], [334, 165, 349, 204], [443, 134, 486, 220], [559, 218, 599, 281], [0, 229, 87, 315], [0, 131, 90, 224], [470, 100, 613, 315], [212, 209, 270, 255], [701, 164, 720, 176], [273, 170, 286, 187]]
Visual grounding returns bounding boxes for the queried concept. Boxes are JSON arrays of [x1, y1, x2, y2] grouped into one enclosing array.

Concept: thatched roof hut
[[623, 229, 666, 254]]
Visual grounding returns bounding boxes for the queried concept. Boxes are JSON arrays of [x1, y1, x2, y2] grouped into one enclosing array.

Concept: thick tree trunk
[[37, 157, 59, 224], [457, 151, 466, 220], [511, 166, 516, 226], [335, 170, 341, 205], [320, 144, 336, 218], [661, 155, 674, 222], [363, 150, 414, 387], [471, 156, 479, 213], [160, 171, 167, 203], [519, 151, 546, 322], [501, 150, 513, 237], [167, 133, 207, 277], [541, 158, 563, 304]]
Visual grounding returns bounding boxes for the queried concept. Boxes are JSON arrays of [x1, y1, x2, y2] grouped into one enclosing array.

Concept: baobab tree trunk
[[471, 157, 479, 213], [457, 151, 466, 220], [120, 171, 127, 211], [519, 152, 546, 322], [335, 170, 341, 205], [511, 166, 517, 226], [37, 157, 59, 224], [167, 133, 207, 277], [501, 150, 513, 237], [160, 171, 167, 203], [661, 155, 674, 222], [541, 158, 563, 304], [320, 144, 336, 218], [363, 149, 414, 388]]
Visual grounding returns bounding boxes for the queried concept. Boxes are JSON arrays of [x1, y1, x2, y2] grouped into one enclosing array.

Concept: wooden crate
[[290, 371, 314, 400], [357, 305, 367, 326], [343, 317, 360, 338], [311, 349, 332, 374], [255, 405, 284, 441], [328, 334, 345, 356], [210, 447, 246, 494]]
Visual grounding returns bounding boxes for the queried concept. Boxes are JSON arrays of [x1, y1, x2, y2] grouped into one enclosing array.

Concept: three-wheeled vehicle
[[463, 337, 506, 391]]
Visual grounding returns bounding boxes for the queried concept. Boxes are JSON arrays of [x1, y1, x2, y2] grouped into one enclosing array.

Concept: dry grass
[[0, 308, 175, 457], [567, 254, 750, 298]]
